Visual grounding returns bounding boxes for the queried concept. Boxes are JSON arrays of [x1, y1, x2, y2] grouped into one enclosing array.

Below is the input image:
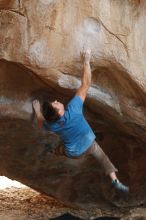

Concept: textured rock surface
[[0, 0, 146, 218]]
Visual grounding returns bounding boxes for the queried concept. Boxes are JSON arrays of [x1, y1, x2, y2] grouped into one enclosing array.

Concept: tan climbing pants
[[86, 141, 118, 176], [56, 141, 118, 176]]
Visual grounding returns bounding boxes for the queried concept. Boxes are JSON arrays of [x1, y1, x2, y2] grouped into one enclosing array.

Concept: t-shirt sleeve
[[67, 95, 83, 114]]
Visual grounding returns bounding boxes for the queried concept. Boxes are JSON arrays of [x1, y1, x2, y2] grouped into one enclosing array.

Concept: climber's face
[[51, 100, 65, 116]]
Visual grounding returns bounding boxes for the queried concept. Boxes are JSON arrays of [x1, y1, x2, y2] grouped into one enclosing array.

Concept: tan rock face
[[0, 0, 146, 217], [0, 0, 19, 9]]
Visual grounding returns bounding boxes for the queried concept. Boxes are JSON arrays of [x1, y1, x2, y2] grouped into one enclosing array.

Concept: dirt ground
[[0, 186, 146, 220], [0, 186, 108, 220]]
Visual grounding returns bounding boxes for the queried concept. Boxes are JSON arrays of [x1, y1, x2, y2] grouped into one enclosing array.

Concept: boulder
[[0, 0, 146, 218]]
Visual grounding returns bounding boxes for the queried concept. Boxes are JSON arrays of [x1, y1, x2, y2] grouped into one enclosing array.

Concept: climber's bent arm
[[32, 100, 45, 128]]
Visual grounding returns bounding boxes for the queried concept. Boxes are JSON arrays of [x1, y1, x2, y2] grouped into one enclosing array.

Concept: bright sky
[[0, 176, 26, 189]]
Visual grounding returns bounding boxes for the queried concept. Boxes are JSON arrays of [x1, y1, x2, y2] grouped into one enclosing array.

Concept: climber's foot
[[112, 179, 129, 193]]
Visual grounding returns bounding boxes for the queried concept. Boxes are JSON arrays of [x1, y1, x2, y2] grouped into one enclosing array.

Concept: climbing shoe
[[112, 179, 129, 193]]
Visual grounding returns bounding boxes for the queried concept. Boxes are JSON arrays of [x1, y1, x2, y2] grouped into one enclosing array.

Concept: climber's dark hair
[[42, 101, 60, 122]]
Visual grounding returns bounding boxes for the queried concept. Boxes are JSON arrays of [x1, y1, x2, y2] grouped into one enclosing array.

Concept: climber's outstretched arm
[[76, 49, 91, 102]]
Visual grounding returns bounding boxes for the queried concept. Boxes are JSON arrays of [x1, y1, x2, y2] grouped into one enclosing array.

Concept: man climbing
[[32, 49, 129, 193]]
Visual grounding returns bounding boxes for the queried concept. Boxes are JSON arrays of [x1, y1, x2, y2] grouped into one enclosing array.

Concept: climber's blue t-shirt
[[43, 95, 95, 157]]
